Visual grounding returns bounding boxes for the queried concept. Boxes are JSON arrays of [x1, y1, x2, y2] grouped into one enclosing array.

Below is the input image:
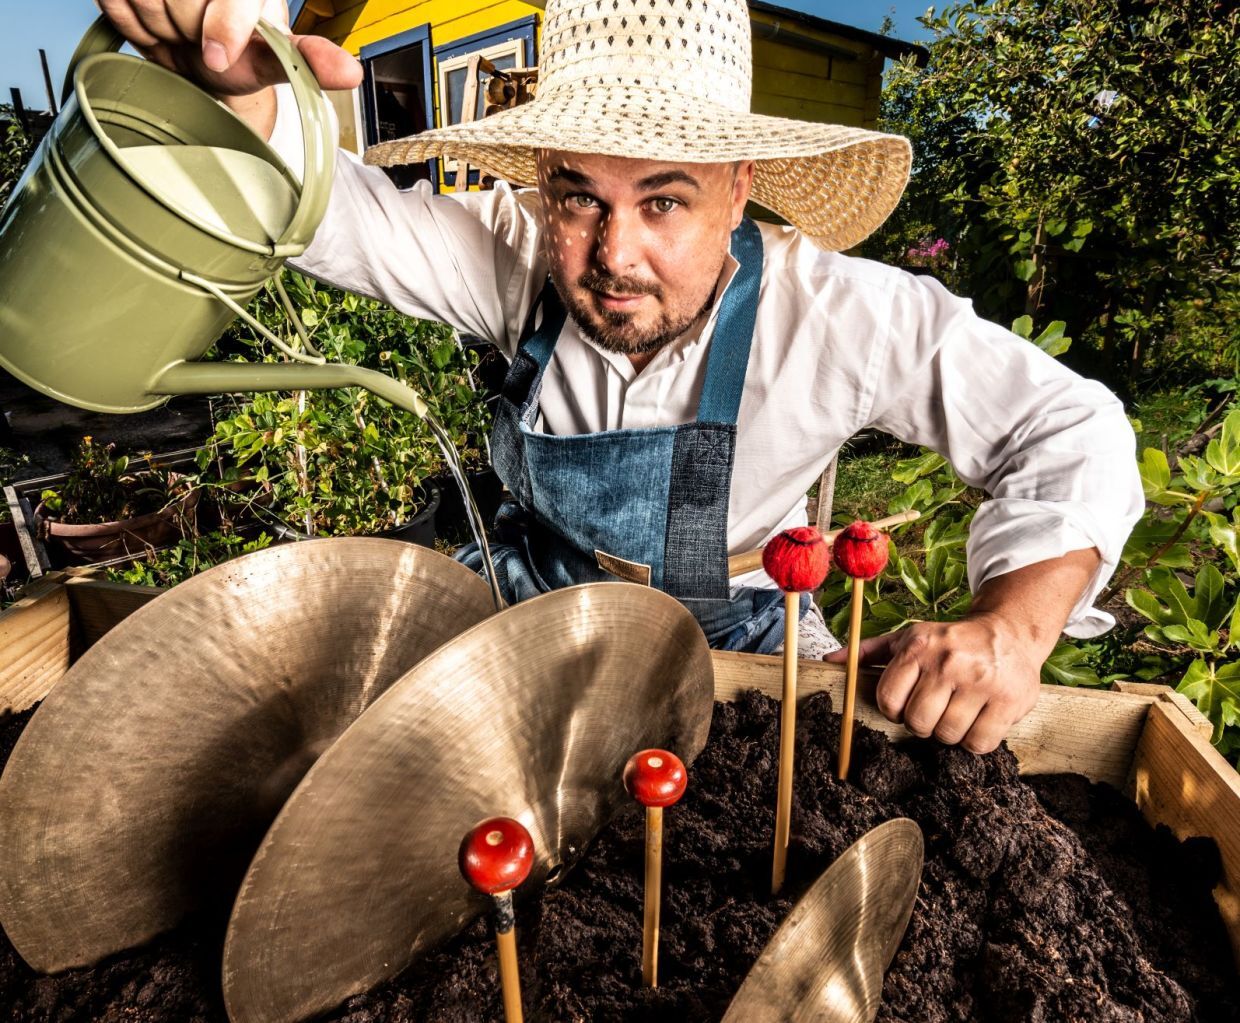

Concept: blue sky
[[4, 1, 935, 114]]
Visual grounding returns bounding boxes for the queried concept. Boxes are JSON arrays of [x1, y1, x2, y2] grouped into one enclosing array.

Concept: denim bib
[[457, 219, 804, 652]]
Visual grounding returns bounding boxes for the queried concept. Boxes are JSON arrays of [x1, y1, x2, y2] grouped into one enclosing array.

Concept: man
[[96, 0, 1143, 754]]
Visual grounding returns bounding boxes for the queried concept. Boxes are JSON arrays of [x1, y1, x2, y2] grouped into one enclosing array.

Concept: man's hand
[[825, 548, 1102, 754], [95, 1, 362, 134]]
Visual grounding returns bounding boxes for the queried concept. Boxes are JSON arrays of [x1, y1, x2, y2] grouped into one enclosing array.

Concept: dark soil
[[2, 691, 1237, 1023]]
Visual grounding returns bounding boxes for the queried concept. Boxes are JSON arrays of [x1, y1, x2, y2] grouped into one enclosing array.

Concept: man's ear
[[731, 160, 756, 229]]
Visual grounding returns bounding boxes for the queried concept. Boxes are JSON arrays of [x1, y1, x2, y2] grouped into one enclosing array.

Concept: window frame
[[360, 23, 439, 191], [433, 16, 537, 186]]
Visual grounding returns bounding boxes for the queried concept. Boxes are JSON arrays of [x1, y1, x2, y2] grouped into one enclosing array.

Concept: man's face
[[535, 151, 755, 356]]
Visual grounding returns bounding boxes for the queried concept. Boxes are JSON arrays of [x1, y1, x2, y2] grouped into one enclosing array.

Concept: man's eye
[[568, 195, 598, 209], [649, 197, 679, 214]]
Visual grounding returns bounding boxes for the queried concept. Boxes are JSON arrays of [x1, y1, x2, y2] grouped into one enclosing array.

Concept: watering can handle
[[64, 17, 333, 256], [62, 18, 125, 106]]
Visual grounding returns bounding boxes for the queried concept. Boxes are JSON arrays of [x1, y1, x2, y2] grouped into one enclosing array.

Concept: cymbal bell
[[723, 818, 924, 1023], [222, 581, 715, 1023], [0, 537, 494, 973]]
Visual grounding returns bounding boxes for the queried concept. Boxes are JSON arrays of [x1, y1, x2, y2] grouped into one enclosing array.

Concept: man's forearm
[[967, 547, 1103, 658]]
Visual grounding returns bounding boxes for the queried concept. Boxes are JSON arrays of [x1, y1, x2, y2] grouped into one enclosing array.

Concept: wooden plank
[[712, 651, 1157, 789], [1112, 680, 1213, 740], [752, 66, 868, 113], [0, 578, 71, 714], [1133, 701, 1240, 968], [64, 578, 163, 654]]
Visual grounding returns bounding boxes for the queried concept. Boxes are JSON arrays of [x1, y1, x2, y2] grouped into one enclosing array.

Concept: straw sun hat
[[364, 0, 912, 251]]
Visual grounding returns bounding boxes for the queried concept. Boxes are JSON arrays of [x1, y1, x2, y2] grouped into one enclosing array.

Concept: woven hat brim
[[363, 91, 911, 252]]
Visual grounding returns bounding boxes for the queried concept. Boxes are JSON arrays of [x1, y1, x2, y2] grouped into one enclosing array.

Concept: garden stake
[[624, 748, 688, 987], [459, 817, 535, 1023], [833, 520, 892, 781], [762, 527, 831, 894]]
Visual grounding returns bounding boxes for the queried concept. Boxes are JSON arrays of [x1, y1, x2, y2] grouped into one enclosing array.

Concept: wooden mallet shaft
[[491, 889, 523, 1023], [771, 590, 799, 894], [838, 577, 865, 780], [642, 805, 664, 986], [624, 748, 687, 989]]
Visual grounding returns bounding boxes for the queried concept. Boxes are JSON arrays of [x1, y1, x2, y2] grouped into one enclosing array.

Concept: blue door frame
[[360, 23, 439, 192]]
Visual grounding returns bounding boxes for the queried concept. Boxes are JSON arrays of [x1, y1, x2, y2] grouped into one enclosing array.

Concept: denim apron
[[456, 219, 807, 653]]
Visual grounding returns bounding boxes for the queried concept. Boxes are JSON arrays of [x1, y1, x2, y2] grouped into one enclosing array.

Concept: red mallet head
[[833, 521, 891, 580], [762, 526, 831, 593], [459, 817, 535, 895], [623, 750, 688, 808]]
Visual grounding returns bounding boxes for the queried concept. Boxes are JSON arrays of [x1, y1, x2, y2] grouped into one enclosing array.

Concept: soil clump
[[1, 692, 1237, 1022]]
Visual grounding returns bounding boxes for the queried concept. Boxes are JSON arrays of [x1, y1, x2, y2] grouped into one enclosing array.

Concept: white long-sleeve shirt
[[272, 98, 1143, 638]]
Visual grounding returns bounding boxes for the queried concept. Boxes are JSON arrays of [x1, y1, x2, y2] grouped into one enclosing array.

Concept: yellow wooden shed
[[289, 0, 926, 191]]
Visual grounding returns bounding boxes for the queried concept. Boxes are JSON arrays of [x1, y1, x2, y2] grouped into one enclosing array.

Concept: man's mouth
[[594, 291, 648, 312]]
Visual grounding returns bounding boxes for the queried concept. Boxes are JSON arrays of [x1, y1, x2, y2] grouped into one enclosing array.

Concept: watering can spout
[[151, 361, 430, 420]]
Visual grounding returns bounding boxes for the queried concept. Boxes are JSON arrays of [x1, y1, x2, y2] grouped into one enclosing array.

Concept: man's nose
[[594, 209, 642, 277]]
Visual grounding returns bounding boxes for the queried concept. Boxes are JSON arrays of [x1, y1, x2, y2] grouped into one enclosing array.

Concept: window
[[433, 17, 537, 185], [360, 25, 438, 191]]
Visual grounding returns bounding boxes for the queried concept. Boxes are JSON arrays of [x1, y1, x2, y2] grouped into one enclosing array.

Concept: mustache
[[578, 270, 663, 300]]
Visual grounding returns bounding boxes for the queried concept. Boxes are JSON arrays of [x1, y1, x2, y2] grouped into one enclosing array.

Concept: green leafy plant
[[867, 0, 1240, 389], [203, 272, 491, 537], [106, 530, 273, 589], [38, 438, 193, 525], [0, 105, 36, 209]]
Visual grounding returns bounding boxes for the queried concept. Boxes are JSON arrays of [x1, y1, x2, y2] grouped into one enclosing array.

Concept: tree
[[866, 0, 1240, 391], [0, 105, 36, 209]]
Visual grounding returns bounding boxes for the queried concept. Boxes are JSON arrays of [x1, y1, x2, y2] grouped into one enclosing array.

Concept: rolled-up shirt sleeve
[[266, 83, 544, 355], [866, 273, 1144, 638]]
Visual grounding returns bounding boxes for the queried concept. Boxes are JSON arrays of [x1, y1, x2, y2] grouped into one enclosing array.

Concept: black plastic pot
[[433, 469, 505, 546], [375, 483, 441, 549]]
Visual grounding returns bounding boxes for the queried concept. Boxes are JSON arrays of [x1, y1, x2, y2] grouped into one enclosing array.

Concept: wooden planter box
[[3, 448, 203, 579], [2, 576, 1238, 970]]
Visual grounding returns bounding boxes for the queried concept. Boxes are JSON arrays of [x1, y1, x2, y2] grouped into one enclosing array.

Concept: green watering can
[[0, 16, 427, 420]]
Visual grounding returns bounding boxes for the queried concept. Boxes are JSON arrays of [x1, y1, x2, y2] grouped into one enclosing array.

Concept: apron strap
[[518, 279, 568, 371], [696, 218, 763, 426]]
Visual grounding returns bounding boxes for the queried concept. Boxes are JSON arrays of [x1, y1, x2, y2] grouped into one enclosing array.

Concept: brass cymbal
[[723, 818, 924, 1023], [0, 537, 494, 973], [222, 582, 714, 1023]]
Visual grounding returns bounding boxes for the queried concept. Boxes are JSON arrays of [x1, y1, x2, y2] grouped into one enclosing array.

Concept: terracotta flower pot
[[35, 486, 200, 566]]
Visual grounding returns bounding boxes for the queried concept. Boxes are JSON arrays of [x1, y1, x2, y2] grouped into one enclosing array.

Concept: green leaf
[[1127, 586, 1175, 627], [1178, 659, 1240, 745], [1032, 320, 1070, 357], [1010, 314, 1034, 340], [897, 555, 931, 606], [1205, 510, 1240, 575], [892, 451, 946, 484], [1013, 259, 1037, 282], [1138, 448, 1171, 500], [1205, 409, 1240, 478], [1195, 563, 1227, 630], [1121, 517, 1193, 569], [1040, 642, 1115, 688]]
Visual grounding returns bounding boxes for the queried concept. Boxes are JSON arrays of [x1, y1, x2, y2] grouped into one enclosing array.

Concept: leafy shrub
[[106, 531, 273, 589], [202, 271, 491, 537]]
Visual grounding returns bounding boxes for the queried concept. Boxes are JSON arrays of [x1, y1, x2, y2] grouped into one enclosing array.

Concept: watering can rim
[[63, 16, 334, 258]]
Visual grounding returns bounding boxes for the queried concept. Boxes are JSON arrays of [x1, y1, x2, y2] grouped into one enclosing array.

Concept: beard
[[556, 268, 720, 356]]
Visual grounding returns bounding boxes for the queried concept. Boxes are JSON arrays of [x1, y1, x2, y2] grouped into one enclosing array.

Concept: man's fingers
[[297, 35, 364, 90], [961, 703, 1012, 755], [932, 689, 989, 746], [202, 0, 266, 71], [874, 643, 924, 723], [96, 1, 163, 49], [823, 632, 895, 665], [901, 676, 953, 738]]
